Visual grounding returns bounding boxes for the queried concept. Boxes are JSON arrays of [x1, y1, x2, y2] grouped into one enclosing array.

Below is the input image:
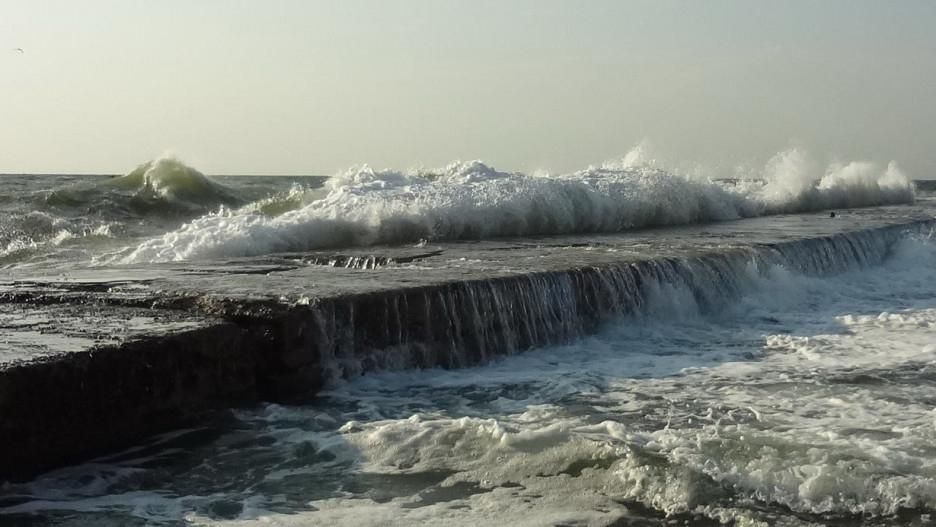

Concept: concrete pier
[[1, 202, 933, 481]]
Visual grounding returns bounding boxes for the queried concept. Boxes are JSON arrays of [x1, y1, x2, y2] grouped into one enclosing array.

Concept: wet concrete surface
[[0, 202, 933, 481], [0, 303, 211, 366]]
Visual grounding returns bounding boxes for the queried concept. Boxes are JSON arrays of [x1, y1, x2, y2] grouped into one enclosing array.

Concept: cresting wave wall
[[0, 219, 933, 481]]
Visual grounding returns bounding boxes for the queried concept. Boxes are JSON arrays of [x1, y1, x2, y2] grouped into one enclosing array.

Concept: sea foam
[[120, 150, 915, 263]]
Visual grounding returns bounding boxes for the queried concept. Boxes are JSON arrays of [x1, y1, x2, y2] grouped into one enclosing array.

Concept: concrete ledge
[[0, 311, 259, 480], [0, 205, 933, 481]]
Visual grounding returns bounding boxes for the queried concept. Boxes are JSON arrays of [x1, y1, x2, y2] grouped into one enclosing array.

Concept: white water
[[118, 150, 914, 263], [6, 232, 936, 526]]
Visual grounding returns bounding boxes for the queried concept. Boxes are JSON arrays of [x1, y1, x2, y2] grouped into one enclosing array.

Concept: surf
[[119, 149, 916, 264], [0, 158, 253, 268]]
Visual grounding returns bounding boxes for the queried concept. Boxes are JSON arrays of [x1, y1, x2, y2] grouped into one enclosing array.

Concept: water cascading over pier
[[266, 220, 930, 390], [0, 210, 933, 481]]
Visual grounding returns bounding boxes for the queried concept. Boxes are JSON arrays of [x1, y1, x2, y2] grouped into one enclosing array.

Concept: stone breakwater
[[0, 204, 933, 482]]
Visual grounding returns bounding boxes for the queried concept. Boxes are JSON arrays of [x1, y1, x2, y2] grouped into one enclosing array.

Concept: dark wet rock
[[0, 305, 261, 481]]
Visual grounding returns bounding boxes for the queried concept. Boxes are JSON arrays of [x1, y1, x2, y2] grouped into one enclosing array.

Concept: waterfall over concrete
[[275, 220, 928, 386]]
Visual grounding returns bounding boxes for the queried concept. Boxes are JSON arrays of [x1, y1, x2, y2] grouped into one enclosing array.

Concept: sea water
[[0, 150, 917, 270], [0, 153, 934, 526]]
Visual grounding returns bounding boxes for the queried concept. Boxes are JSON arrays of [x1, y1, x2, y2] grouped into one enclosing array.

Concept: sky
[[1, 0, 935, 177]]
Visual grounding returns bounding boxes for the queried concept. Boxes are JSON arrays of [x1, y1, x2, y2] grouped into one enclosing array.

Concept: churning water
[[0, 149, 917, 270], [1, 152, 935, 526]]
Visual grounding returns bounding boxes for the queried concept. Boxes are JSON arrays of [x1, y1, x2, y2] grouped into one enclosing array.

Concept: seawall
[[0, 205, 933, 481]]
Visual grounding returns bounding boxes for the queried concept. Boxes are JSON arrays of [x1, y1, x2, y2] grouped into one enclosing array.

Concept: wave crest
[[758, 149, 913, 212], [119, 150, 916, 263], [105, 157, 245, 213]]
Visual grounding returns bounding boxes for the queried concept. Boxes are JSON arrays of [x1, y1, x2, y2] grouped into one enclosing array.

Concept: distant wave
[[46, 157, 245, 217], [1, 158, 254, 267], [119, 149, 915, 263]]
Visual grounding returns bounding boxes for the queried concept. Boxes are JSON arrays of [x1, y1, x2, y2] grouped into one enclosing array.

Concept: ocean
[[1, 156, 935, 526]]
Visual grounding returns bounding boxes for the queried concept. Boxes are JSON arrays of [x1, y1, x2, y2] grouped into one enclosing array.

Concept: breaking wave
[[46, 157, 245, 217], [107, 157, 246, 213], [1, 157, 254, 268], [119, 149, 915, 263]]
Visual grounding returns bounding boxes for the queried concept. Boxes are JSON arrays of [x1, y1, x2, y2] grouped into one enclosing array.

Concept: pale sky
[[1, 0, 934, 177]]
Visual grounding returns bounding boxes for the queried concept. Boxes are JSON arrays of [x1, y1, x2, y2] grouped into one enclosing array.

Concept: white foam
[[194, 234, 936, 525], [118, 150, 915, 263]]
